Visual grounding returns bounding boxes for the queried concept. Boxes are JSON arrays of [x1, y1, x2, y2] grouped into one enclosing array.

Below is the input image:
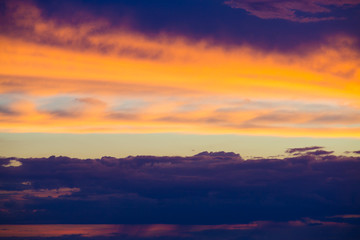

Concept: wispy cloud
[[286, 146, 324, 154], [0, 188, 80, 200], [329, 214, 360, 219], [1, 93, 359, 136], [225, 0, 360, 22], [0, 220, 350, 238]]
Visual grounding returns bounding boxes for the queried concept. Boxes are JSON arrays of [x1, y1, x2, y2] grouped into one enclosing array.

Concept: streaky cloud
[[225, 0, 360, 22], [286, 146, 323, 154]]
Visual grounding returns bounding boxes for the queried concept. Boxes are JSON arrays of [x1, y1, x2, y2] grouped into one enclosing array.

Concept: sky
[[0, 0, 359, 158], [0, 0, 360, 239]]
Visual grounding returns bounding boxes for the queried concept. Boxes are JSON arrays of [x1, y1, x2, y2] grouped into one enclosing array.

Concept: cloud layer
[[0, 150, 359, 239]]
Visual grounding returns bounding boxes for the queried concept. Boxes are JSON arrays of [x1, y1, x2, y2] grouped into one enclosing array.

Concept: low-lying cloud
[[1, 150, 359, 225], [0, 149, 359, 239]]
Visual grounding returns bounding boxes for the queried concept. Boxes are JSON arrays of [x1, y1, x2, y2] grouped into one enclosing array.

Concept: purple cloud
[[286, 146, 323, 154], [0, 150, 359, 228], [0, 220, 356, 239], [305, 150, 334, 155], [225, 0, 360, 22]]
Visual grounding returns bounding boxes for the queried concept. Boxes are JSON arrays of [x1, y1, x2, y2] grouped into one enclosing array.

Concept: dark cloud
[[305, 150, 334, 156], [225, 0, 360, 22], [0, 150, 360, 239], [0, 151, 359, 227], [286, 146, 323, 154], [1, 0, 360, 52]]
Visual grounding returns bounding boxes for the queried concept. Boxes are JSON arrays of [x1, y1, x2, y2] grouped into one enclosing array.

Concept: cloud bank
[[0, 150, 359, 222], [0, 149, 359, 239]]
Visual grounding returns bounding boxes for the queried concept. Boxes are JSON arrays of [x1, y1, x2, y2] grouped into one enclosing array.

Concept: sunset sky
[[1, 0, 360, 239], [0, 0, 359, 158]]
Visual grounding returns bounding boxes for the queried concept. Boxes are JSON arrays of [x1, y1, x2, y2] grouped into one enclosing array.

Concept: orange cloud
[[1, 34, 359, 101]]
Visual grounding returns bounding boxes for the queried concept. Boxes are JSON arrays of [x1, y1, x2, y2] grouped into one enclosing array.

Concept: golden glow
[[1, 36, 359, 101]]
